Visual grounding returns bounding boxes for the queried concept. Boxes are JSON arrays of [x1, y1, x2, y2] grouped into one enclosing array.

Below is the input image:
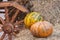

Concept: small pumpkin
[[30, 21, 53, 37], [24, 12, 43, 28]]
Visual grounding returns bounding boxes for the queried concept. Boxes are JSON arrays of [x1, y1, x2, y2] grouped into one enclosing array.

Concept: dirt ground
[[15, 0, 60, 40]]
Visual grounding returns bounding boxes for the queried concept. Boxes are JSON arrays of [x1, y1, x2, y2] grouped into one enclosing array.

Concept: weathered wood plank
[[0, 1, 29, 12]]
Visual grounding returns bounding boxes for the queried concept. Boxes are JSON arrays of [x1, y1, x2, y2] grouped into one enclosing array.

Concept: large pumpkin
[[30, 21, 53, 37], [24, 12, 43, 28]]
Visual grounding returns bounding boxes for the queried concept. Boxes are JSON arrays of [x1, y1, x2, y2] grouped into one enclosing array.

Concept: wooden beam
[[0, 1, 29, 13], [0, 2, 12, 7], [12, 2, 29, 13]]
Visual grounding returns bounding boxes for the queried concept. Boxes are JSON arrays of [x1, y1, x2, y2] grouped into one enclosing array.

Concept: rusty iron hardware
[[0, 1, 29, 40]]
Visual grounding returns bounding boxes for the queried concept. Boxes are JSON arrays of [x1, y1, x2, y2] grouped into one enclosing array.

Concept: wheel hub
[[2, 23, 14, 33]]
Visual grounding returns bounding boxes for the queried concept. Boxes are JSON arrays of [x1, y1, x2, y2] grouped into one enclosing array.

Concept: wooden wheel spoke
[[18, 20, 23, 24], [11, 10, 19, 23], [8, 34, 12, 40], [15, 20, 23, 25], [12, 2, 29, 13], [9, 8, 15, 15], [12, 32, 17, 37], [5, 7, 9, 22], [0, 29, 3, 32], [0, 33, 6, 40], [0, 17, 5, 24], [0, 24, 3, 32]]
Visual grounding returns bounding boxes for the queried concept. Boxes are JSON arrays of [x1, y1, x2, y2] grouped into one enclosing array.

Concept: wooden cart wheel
[[0, 1, 29, 40]]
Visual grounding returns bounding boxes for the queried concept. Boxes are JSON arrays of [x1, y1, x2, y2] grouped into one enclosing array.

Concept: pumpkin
[[24, 12, 43, 28], [30, 21, 53, 37]]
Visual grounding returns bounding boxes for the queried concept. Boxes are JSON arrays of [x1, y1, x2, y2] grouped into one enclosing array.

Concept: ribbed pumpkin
[[30, 21, 53, 37], [24, 12, 43, 28]]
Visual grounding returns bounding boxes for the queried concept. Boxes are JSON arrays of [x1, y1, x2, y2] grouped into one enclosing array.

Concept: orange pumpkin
[[30, 21, 53, 37]]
